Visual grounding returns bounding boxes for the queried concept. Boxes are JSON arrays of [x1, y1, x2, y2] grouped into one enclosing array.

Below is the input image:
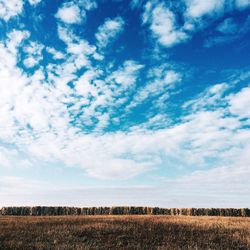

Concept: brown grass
[[0, 215, 250, 249]]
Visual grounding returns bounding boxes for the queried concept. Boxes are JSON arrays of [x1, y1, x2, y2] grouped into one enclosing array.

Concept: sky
[[0, 0, 250, 208]]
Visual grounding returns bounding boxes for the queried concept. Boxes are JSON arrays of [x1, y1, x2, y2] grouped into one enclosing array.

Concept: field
[[0, 215, 250, 249]]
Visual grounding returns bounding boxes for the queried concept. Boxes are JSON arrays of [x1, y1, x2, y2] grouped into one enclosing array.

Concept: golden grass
[[0, 215, 250, 249]]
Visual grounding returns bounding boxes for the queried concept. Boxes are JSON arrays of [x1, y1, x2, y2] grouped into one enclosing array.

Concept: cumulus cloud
[[95, 17, 125, 48], [143, 2, 188, 47], [184, 0, 250, 22], [55, 0, 97, 25], [56, 2, 82, 24], [184, 0, 225, 19], [0, 0, 23, 21]]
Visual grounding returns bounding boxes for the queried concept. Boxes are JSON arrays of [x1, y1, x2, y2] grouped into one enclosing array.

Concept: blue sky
[[0, 0, 250, 207]]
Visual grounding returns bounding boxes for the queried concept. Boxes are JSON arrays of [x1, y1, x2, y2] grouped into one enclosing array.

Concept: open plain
[[0, 215, 250, 249]]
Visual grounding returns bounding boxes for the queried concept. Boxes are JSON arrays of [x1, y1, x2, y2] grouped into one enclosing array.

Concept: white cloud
[[127, 68, 181, 110], [1, 25, 250, 184], [0, 1, 250, 207], [6, 29, 30, 56], [57, 25, 75, 44], [23, 41, 44, 68], [56, 2, 82, 24], [57, 25, 98, 71], [23, 57, 38, 68], [183, 0, 250, 32], [184, 0, 225, 19], [46, 47, 65, 60], [95, 17, 125, 48], [78, 0, 97, 11], [143, 2, 188, 47], [164, 70, 181, 84], [55, 0, 97, 25], [228, 86, 250, 119], [72, 60, 143, 131], [0, 28, 147, 179], [0, 30, 149, 179], [28, 0, 42, 5], [0, 0, 23, 21], [108, 60, 144, 87], [183, 83, 229, 111], [141, 0, 250, 48]]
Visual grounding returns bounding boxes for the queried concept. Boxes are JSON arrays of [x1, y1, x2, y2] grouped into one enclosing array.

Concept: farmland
[[0, 215, 250, 249]]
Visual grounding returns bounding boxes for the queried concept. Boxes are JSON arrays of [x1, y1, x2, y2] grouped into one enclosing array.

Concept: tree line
[[1, 207, 250, 217]]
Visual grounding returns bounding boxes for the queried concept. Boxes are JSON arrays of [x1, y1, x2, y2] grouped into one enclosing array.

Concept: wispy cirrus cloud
[[205, 15, 250, 47]]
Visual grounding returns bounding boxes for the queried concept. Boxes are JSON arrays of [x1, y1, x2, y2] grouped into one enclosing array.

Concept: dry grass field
[[0, 215, 250, 249]]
